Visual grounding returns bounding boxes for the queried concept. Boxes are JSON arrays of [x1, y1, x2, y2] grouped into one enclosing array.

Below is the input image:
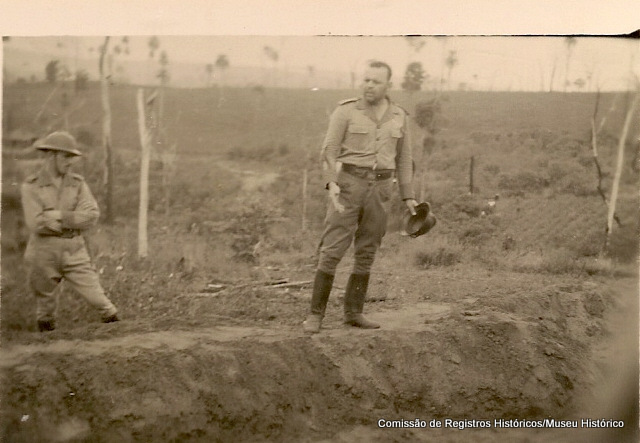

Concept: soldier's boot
[[303, 270, 335, 334], [37, 319, 56, 332], [102, 314, 120, 323], [344, 273, 380, 329]]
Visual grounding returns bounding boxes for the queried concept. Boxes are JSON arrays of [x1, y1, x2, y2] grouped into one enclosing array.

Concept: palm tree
[[445, 50, 458, 91], [564, 37, 577, 92], [434, 36, 449, 91], [215, 54, 229, 87], [263, 46, 279, 87]]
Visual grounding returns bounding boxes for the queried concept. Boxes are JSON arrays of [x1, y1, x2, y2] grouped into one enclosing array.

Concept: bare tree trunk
[[548, 57, 557, 92], [99, 36, 114, 223], [605, 93, 638, 251], [137, 89, 152, 258], [591, 91, 609, 205], [301, 168, 308, 232]]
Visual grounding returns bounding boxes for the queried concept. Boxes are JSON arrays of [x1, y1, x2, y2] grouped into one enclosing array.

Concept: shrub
[[224, 195, 284, 263], [413, 237, 463, 268], [484, 163, 500, 175], [458, 218, 498, 245]]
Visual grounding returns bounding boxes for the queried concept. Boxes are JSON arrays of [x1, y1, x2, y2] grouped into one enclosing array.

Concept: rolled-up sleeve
[[321, 106, 348, 185], [395, 116, 415, 200], [61, 181, 100, 230]]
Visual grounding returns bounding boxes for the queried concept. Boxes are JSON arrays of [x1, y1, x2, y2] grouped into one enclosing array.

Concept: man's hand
[[42, 210, 63, 232], [327, 182, 345, 213], [404, 198, 418, 216], [45, 210, 62, 220]]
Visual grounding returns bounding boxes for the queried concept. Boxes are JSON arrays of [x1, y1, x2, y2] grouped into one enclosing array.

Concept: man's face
[[53, 151, 79, 176], [362, 66, 391, 105]]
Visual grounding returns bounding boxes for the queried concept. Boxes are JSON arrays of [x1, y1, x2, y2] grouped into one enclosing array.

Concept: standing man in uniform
[[21, 131, 119, 332], [303, 60, 417, 334]]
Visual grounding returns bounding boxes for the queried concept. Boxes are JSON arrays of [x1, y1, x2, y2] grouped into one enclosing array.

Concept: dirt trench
[[3, 279, 634, 443]]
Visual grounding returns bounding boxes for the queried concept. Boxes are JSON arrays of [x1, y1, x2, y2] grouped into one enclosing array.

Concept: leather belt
[[39, 229, 80, 239], [342, 163, 394, 181]]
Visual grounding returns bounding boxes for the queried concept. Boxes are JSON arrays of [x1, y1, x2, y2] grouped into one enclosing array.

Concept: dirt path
[[216, 159, 280, 192]]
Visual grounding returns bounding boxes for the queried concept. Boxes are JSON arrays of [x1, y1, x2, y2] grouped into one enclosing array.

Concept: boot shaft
[[310, 270, 335, 316], [344, 273, 370, 315]]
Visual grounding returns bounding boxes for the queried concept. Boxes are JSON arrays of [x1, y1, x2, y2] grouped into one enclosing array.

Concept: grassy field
[[2, 81, 639, 442], [2, 82, 638, 337]]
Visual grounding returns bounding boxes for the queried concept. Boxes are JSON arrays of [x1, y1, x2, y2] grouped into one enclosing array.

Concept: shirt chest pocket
[[345, 124, 372, 151]]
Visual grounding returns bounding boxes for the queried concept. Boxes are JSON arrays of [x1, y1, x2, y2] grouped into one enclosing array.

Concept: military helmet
[[35, 131, 82, 156], [405, 202, 437, 238]]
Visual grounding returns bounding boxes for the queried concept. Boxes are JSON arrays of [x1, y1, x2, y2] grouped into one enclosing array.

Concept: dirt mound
[[3, 276, 634, 443]]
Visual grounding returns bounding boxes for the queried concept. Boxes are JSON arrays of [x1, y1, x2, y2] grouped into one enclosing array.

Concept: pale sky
[[2, 0, 639, 91]]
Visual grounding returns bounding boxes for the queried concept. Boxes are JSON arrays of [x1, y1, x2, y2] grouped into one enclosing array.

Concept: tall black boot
[[344, 273, 380, 329], [303, 270, 335, 333]]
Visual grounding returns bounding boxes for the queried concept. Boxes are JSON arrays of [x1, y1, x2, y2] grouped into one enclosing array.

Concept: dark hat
[[405, 202, 437, 238], [35, 131, 82, 156]]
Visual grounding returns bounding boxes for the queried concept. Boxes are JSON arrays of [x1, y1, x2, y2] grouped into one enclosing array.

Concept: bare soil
[[1, 265, 637, 442]]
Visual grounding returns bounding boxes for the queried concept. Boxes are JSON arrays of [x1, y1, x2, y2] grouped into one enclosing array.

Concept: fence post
[[469, 155, 475, 194]]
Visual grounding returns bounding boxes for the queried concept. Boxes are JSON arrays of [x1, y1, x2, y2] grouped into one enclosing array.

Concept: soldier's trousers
[[24, 235, 117, 322], [317, 170, 393, 275]]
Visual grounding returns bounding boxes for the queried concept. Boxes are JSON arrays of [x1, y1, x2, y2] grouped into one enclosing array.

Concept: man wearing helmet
[[302, 61, 418, 334], [21, 131, 119, 332]]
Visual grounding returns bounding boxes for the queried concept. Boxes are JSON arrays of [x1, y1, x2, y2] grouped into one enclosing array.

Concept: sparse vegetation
[[2, 84, 637, 338]]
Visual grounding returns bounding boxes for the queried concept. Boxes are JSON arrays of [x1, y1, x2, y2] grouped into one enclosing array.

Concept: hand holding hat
[[405, 202, 437, 238]]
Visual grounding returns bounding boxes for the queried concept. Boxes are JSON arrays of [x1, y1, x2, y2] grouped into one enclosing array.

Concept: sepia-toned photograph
[[1, 3, 639, 442]]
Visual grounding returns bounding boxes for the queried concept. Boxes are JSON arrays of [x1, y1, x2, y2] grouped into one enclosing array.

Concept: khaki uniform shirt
[[322, 97, 415, 200], [21, 168, 100, 236]]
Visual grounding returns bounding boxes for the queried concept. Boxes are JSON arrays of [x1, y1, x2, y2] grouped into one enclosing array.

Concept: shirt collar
[[36, 165, 68, 187], [356, 95, 402, 115]]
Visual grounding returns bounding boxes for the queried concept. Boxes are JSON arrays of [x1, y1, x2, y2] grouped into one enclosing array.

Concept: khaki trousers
[[317, 169, 393, 275], [24, 235, 117, 322]]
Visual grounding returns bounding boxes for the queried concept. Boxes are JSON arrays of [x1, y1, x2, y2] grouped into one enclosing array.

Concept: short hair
[[368, 60, 392, 80]]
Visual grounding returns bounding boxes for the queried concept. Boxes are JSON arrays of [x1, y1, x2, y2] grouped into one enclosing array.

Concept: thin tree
[[605, 92, 639, 251], [99, 37, 115, 223], [263, 46, 279, 87], [136, 89, 152, 258], [215, 54, 229, 86], [548, 56, 558, 92], [445, 50, 458, 91], [405, 36, 426, 67], [205, 63, 213, 87], [215, 54, 229, 105], [434, 36, 449, 91], [563, 37, 577, 92]]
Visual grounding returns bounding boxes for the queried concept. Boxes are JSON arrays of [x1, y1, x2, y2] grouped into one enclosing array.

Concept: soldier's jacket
[[21, 168, 99, 236], [321, 96, 415, 200]]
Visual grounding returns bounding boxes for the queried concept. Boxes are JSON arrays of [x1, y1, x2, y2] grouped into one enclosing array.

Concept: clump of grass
[[413, 237, 463, 268], [509, 249, 625, 276], [511, 249, 577, 274]]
